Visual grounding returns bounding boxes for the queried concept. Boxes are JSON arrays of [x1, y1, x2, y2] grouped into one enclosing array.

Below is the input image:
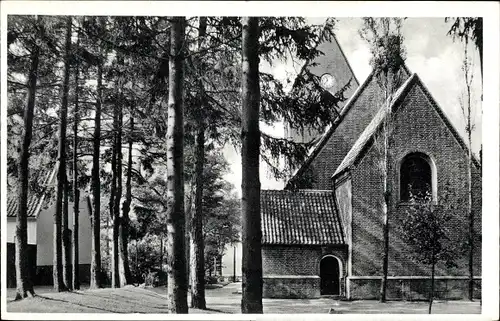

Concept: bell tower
[[284, 33, 360, 144]]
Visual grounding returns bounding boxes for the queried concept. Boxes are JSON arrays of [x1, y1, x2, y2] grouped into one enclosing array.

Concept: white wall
[[7, 217, 37, 245], [36, 197, 92, 266], [221, 241, 242, 278]]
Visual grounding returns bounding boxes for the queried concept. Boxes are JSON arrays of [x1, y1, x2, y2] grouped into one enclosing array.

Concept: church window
[[400, 152, 433, 202]]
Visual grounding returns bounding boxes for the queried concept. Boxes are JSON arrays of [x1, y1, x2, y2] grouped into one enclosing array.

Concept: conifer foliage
[[8, 15, 361, 312]]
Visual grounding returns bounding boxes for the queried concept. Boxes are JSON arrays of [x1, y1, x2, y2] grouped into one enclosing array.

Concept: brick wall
[[349, 277, 481, 300], [263, 276, 321, 298], [293, 70, 410, 189], [262, 245, 348, 298], [349, 82, 482, 281]]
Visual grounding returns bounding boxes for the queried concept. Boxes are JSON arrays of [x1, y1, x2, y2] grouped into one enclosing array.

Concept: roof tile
[[261, 189, 345, 245], [7, 165, 58, 218]]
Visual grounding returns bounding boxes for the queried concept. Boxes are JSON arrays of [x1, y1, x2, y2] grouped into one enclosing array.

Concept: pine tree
[[240, 16, 263, 314], [190, 16, 208, 310], [165, 16, 188, 313], [120, 112, 134, 286], [72, 22, 81, 290], [90, 17, 105, 289], [54, 16, 72, 293], [110, 80, 120, 288], [14, 15, 42, 300]]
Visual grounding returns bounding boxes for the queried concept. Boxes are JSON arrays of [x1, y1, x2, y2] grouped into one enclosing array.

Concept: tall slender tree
[[359, 17, 406, 303], [72, 23, 81, 290], [120, 113, 134, 285], [110, 87, 120, 288], [90, 18, 104, 289], [54, 16, 72, 292], [459, 36, 476, 301], [240, 16, 263, 314], [14, 15, 42, 300], [113, 69, 124, 287], [63, 171, 72, 289], [190, 16, 208, 310], [165, 16, 188, 313]]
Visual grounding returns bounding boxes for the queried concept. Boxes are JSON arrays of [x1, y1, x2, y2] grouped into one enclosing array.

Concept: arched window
[[400, 152, 433, 202]]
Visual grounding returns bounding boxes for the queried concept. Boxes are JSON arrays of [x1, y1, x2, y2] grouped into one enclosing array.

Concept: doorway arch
[[320, 255, 341, 295]]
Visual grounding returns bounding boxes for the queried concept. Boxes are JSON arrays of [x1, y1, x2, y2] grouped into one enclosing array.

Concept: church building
[[261, 34, 482, 300]]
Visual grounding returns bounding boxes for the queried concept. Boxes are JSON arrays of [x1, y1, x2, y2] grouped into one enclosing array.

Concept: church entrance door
[[320, 256, 340, 295]]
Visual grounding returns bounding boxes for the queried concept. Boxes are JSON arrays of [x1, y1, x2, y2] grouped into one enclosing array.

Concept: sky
[[223, 17, 483, 193]]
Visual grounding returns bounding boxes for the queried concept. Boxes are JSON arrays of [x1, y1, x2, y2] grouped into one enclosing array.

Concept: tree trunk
[[110, 95, 120, 288], [165, 16, 188, 314], [14, 15, 42, 300], [466, 71, 474, 303], [63, 173, 72, 290], [233, 245, 236, 282], [429, 260, 435, 314], [119, 114, 133, 286], [90, 42, 103, 289], [190, 16, 207, 310], [106, 209, 110, 275], [380, 70, 394, 303], [462, 37, 475, 301], [240, 16, 263, 314], [54, 16, 72, 292], [186, 183, 194, 286], [190, 123, 207, 309], [135, 237, 139, 283], [72, 25, 81, 291], [467, 138, 474, 301], [115, 87, 124, 287], [160, 237, 164, 285]]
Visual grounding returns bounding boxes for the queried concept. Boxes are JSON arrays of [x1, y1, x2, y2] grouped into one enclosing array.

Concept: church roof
[[285, 64, 411, 189], [261, 189, 345, 245], [332, 73, 481, 179], [7, 165, 58, 218]]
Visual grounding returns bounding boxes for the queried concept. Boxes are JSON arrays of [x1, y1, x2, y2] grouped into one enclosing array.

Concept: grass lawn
[[7, 286, 227, 314], [5, 283, 481, 314]]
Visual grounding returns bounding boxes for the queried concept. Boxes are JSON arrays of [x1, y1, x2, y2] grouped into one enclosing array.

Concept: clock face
[[320, 73, 336, 89]]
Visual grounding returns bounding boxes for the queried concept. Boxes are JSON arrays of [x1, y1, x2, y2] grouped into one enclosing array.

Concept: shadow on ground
[[6, 282, 481, 314]]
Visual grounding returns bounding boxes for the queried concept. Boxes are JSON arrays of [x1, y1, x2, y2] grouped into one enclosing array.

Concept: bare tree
[[165, 16, 188, 313], [359, 17, 406, 303], [240, 16, 263, 314], [459, 36, 476, 301], [14, 15, 42, 301]]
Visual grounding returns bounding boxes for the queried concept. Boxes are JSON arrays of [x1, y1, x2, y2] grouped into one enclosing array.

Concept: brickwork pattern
[[349, 278, 481, 300], [349, 82, 482, 279], [263, 245, 348, 297], [294, 71, 410, 189], [263, 277, 321, 299]]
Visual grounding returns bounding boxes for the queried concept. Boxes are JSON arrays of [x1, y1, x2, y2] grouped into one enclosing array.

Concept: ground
[[5, 282, 481, 314]]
